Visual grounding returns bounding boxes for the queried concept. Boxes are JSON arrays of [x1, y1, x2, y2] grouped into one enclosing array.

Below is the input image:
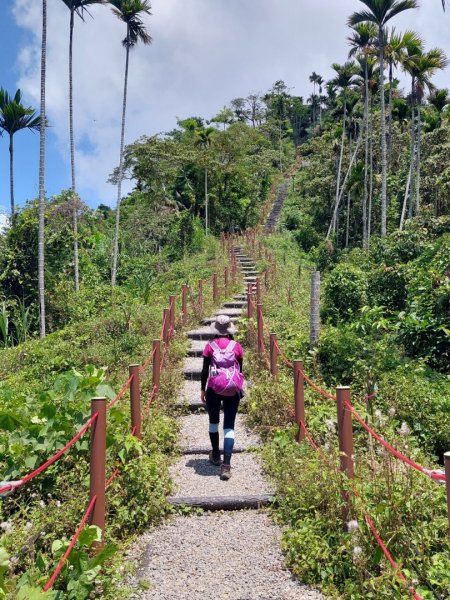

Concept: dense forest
[[1, 0, 449, 598]]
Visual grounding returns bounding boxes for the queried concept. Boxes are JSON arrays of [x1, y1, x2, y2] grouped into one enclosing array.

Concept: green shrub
[[322, 263, 368, 324], [315, 325, 365, 385], [293, 223, 321, 252], [367, 264, 407, 311]]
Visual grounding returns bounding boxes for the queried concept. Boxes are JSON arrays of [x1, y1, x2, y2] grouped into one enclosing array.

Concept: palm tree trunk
[[363, 61, 369, 250], [379, 27, 388, 237], [327, 131, 363, 239], [205, 166, 208, 235], [368, 92, 374, 249], [415, 103, 422, 214], [69, 7, 79, 292], [333, 96, 347, 234], [400, 92, 415, 230], [111, 32, 130, 287], [388, 61, 393, 169], [279, 120, 283, 172], [38, 0, 47, 338], [345, 192, 351, 248], [9, 133, 14, 217]]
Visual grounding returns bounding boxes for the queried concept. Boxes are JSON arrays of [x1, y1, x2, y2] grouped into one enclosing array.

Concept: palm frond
[[348, 10, 378, 27]]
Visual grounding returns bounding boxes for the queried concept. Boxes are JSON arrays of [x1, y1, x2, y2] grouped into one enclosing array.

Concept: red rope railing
[[140, 345, 157, 374], [260, 301, 445, 483], [0, 413, 98, 496], [43, 495, 97, 592], [300, 419, 422, 600], [344, 400, 446, 483], [106, 375, 134, 410]]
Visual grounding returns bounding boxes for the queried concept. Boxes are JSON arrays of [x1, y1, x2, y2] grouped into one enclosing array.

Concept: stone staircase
[[265, 181, 289, 232], [134, 246, 326, 600]]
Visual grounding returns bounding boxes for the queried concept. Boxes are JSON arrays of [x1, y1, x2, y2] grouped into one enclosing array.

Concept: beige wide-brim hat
[[210, 314, 236, 336]]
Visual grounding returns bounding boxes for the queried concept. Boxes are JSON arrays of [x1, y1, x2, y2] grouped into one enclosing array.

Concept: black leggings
[[205, 388, 240, 429]]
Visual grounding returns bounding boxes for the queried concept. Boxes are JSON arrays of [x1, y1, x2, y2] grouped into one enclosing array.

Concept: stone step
[[223, 301, 246, 308], [187, 327, 218, 341], [182, 447, 249, 454], [168, 494, 274, 511], [203, 312, 242, 325], [183, 357, 203, 380], [187, 340, 205, 357]]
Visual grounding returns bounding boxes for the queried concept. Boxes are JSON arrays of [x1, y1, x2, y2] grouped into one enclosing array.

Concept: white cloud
[[12, 0, 449, 205]]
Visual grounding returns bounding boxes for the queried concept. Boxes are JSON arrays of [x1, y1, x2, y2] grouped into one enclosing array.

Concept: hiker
[[201, 314, 244, 481]]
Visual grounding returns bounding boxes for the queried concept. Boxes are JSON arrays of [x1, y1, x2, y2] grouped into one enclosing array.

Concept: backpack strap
[[209, 340, 219, 352], [226, 340, 236, 351]]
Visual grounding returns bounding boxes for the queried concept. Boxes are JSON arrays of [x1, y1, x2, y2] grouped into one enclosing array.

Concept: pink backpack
[[207, 340, 244, 397]]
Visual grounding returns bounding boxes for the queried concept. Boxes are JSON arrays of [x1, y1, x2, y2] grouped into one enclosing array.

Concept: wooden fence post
[[257, 303, 264, 356], [169, 295, 175, 335], [89, 397, 106, 545], [256, 277, 261, 304], [182, 285, 188, 326], [247, 283, 254, 320], [224, 267, 229, 293], [152, 339, 161, 394], [310, 271, 320, 348], [269, 333, 278, 376], [336, 386, 354, 526], [293, 361, 305, 442], [128, 365, 141, 439], [213, 273, 218, 303], [445, 452, 450, 539], [163, 308, 170, 345], [198, 279, 203, 315]]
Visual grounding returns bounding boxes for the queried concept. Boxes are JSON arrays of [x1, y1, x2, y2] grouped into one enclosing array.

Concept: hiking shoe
[[220, 464, 232, 481], [209, 450, 222, 466]]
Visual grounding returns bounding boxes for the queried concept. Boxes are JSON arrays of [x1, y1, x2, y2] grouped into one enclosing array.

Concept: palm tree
[[61, 0, 106, 292], [349, 0, 419, 237], [316, 75, 324, 124], [195, 126, 215, 234], [329, 61, 357, 236], [400, 36, 425, 225], [0, 90, 40, 217], [38, 0, 47, 338], [110, 0, 152, 287], [348, 22, 377, 248], [385, 30, 422, 166], [309, 72, 320, 124], [428, 88, 450, 112], [411, 49, 448, 215]]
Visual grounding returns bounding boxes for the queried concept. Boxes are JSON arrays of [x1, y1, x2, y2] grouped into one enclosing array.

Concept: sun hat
[[210, 314, 236, 336]]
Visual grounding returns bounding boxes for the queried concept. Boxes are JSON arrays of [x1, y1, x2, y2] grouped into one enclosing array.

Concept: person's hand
[[201, 390, 206, 404]]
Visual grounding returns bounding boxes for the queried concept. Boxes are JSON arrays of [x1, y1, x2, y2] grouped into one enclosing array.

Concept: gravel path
[[170, 453, 272, 497], [137, 512, 326, 600], [178, 413, 261, 451], [128, 255, 326, 599]]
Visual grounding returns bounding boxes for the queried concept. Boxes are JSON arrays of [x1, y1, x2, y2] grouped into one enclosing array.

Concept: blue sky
[[0, 0, 448, 217], [0, 4, 68, 214]]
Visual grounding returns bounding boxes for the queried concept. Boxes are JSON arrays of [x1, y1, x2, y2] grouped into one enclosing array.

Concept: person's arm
[[201, 356, 211, 402], [237, 356, 243, 371]]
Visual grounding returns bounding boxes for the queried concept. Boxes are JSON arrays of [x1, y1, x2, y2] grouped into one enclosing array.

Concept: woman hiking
[[201, 314, 245, 481]]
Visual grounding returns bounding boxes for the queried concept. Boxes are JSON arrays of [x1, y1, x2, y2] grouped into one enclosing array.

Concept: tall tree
[[61, 0, 105, 291], [195, 126, 215, 234], [110, 0, 152, 287], [0, 89, 40, 217], [409, 48, 448, 216], [38, 0, 47, 338], [348, 22, 377, 248], [349, 0, 418, 237], [329, 61, 357, 236], [385, 29, 422, 166], [400, 34, 425, 226]]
